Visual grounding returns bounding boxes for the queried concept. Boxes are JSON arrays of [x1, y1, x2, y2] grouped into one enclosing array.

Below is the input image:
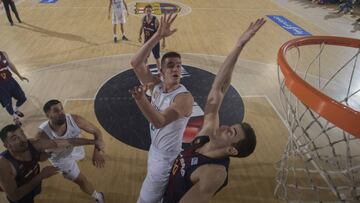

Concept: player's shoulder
[[0, 155, 12, 171], [174, 91, 193, 103], [69, 114, 83, 123], [191, 163, 227, 189], [197, 164, 227, 180]]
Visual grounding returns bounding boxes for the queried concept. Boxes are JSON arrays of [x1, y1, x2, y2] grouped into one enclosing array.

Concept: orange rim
[[278, 36, 360, 138]]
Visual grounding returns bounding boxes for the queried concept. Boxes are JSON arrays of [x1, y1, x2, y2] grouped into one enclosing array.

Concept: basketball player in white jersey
[[108, 0, 129, 43], [36, 99, 106, 203], [130, 14, 194, 203]]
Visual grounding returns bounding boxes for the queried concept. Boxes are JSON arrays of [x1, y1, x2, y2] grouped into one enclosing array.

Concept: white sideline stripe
[[63, 98, 94, 107], [25, 52, 333, 86], [243, 95, 290, 132], [25, 53, 135, 74]]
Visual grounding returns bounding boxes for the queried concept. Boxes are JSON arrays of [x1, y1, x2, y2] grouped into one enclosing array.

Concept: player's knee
[[5, 104, 14, 115], [153, 51, 160, 60], [16, 96, 26, 107], [74, 173, 88, 186], [19, 96, 26, 104]]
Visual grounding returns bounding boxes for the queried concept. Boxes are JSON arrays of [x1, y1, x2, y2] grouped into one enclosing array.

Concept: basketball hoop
[[275, 36, 360, 202]]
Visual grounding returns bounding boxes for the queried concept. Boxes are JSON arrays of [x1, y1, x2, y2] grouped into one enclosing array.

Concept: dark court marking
[[95, 65, 244, 151]]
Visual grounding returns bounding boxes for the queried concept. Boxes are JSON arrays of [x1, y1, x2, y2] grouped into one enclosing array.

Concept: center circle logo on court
[[94, 65, 244, 151], [128, 1, 191, 16]]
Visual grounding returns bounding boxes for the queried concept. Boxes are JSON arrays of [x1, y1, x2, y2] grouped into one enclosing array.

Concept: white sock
[[91, 191, 101, 200], [12, 113, 18, 119], [14, 106, 18, 112]]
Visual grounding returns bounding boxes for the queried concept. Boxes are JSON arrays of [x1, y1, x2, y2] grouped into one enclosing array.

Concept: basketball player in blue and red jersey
[[138, 4, 165, 71], [163, 18, 266, 203], [0, 51, 28, 126], [0, 124, 100, 203]]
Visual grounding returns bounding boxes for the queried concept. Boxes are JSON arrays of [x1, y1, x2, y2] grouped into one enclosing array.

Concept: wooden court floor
[[0, 0, 357, 202]]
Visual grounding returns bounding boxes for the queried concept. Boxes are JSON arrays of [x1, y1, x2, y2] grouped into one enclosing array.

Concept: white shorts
[[137, 145, 179, 203], [48, 146, 84, 180], [112, 10, 126, 24], [50, 158, 81, 181]]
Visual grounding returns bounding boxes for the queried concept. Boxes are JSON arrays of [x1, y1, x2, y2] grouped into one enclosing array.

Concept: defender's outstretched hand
[[237, 18, 266, 46]]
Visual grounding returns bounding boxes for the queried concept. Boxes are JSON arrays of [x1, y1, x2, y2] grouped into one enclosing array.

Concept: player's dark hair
[[0, 124, 20, 142], [43, 99, 61, 113], [145, 4, 152, 9], [161, 52, 181, 68], [231, 122, 256, 158]]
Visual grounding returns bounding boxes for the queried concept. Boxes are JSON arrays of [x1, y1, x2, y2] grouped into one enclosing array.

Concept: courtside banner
[[267, 15, 311, 36]]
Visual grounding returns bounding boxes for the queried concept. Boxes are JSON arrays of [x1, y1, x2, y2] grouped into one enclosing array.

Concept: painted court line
[[63, 98, 94, 107], [63, 95, 290, 133]]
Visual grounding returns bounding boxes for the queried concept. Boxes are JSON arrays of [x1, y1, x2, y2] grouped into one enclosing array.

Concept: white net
[[274, 37, 360, 202]]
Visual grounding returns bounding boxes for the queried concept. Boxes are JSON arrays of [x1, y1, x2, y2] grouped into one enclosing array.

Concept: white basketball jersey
[[150, 84, 190, 152], [112, 0, 123, 14], [39, 114, 84, 163]]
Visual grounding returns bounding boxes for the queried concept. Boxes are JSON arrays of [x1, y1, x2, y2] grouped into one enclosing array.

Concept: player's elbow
[[130, 59, 136, 67], [198, 184, 216, 196], [152, 116, 169, 129], [152, 121, 165, 129], [199, 171, 226, 196], [7, 195, 18, 202], [206, 95, 222, 106], [93, 128, 102, 138], [208, 88, 224, 98], [7, 191, 24, 201], [130, 58, 142, 69]]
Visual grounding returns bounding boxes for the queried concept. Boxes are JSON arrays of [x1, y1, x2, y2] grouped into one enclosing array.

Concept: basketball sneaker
[[122, 36, 129, 41], [13, 117, 22, 126], [15, 110, 24, 117], [95, 192, 105, 203]]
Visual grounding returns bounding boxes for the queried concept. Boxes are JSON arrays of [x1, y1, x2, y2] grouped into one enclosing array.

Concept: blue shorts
[[151, 42, 160, 59], [0, 78, 26, 107], [8, 184, 41, 203]]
